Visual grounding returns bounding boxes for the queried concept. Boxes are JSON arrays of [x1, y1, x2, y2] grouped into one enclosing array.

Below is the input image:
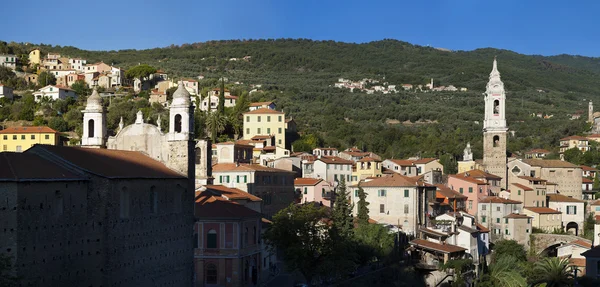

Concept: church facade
[[482, 58, 508, 189]]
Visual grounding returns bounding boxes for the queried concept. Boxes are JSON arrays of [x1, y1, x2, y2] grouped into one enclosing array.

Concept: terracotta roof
[[212, 163, 295, 173], [458, 225, 479, 234], [251, 135, 272, 140], [294, 178, 324, 186], [360, 173, 424, 187], [317, 156, 353, 165], [195, 192, 262, 219], [419, 228, 448, 237], [386, 159, 414, 166], [202, 185, 262, 202], [456, 169, 502, 180], [591, 200, 600, 206], [518, 176, 547, 182], [249, 102, 274, 107], [409, 239, 466, 254], [522, 159, 579, 168], [569, 239, 592, 249], [479, 196, 522, 204], [434, 184, 467, 199], [0, 152, 85, 181], [524, 207, 561, 214], [547, 193, 584, 203], [315, 147, 338, 151], [27, 145, 185, 179], [342, 151, 370, 157], [504, 213, 532, 219], [525, 149, 550, 154], [476, 223, 490, 233], [358, 156, 381, 162], [511, 183, 533, 191], [581, 165, 599, 171], [583, 177, 594, 183], [448, 174, 486, 185], [560, 135, 589, 141], [243, 108, 283, 115], [568, 258, 586, 267], [0, 126, 58, 134], [411, 158, 437, 164]]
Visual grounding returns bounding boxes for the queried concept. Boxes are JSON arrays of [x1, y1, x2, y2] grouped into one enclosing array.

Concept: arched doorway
[[205, 263, 217, 285], [566, 222, 579, 236]]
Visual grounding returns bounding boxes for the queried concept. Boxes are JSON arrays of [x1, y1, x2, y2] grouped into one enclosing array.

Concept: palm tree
[[485, 256, 527, 287], [227, 113, 242, 139], [206, 111, 226, 143], [530, 257, 573, 287]]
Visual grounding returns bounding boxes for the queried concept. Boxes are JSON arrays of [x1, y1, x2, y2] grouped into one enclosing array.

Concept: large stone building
[[482, 58, 508, 189], [0, 145, 194, 286], [507, 158, 582, 199]]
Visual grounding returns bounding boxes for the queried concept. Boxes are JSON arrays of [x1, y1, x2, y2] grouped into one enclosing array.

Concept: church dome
[[171, 82, 191, 106], [86, 89, 102, 110]]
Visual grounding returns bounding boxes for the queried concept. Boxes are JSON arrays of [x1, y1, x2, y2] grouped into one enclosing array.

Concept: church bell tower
[[483, 57, 508, 189], [81, 89, 106, 148]]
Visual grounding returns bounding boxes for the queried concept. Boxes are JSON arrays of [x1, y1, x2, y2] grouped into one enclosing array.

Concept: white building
[[0, 84, 13, 99], [68, 58, 87, 72], [0, 54, 17, 70], [547, 193, 585, 236], [477, 197, 532, 247], [302, 156, 353, 186], [199, 94, 238, 112], [382, 159, 417, 176], [33, 85, 77, 102]]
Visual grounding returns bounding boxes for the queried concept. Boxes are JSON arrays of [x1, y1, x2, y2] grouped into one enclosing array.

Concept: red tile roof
[[358, 156, 381, 162], [547, 193, 584, 203], [524, 207, 561, 214], [0, 152, 84, 181], [511, 183, 533, 191], [203, 185, 262, 201], [243, 108, 283, 114], [434, 184, 467, 199], [476, 223, 490, 233], [456, 169, 502, 180], [568, 258, 586, 267], [560, 135, 589, 141], [479, 196, 522, 204], [583, 177, 594, 183], [0, 126, 58, 134], [212, 163, 295, 173], [294, 178, 324, 186], [569, 239, 592, 249], [317, 156, 354, 165], [411, 158, 437, 164], [523, 159, 579, 168], [360, 173, 426, 187], [591, 200, 600, 206], [518, 176, 547, 182], [386, 159, 415, 166], [504, 213, 532, 219], [409, 239, 466, 254], [249, 102, 274, 107], [581, 165, 599, 171], [28, 145, 184, 179], [525, 149, 550, 154], [448, 174, 486, 185], [195, 191, 262, 219]]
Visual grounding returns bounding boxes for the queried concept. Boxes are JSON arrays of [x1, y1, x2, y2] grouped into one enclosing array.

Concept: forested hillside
[[2, 39, 598, 167]]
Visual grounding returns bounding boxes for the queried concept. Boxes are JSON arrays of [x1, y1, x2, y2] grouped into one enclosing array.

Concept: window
[[404, 204, 409, 214], [493, 135, 499, 147], [246, 128, 250, 134], [207, 230, 217, 248], [496, 218, 500, 223], [257, 116, 261, 122], [518, 190, 521, 196], [380, 204, 385, 213], [21, 135, 25, 140], [278, 128, 282, 134], [482, 205, 487, 211], [174, 114, 182, 133], [537, 190, 539, 196], [267, 116, 271, 122], [257, 128, 261, 134], [527, 218, 531, 224], [505, 218, 508, 224], [526, 229, 529, 233], [479, 187, 483, 193], [2, 135, 5, 140], [16, 146, 21, 152], [468, 200, 473, 210], [567, 206, 577, 215], [205, 264, 217, 284], [468, 187, 473, 193], [267, 128, 271, 134], [88, 119, 95, 137], [378, 189, 386, 197], [496, 206, 500, 212], [30, 135, 35, 139], [505, 229, 509, 235], [246, 116, 250, 122], [354, 190, 359, 197], [482, 216, 486, 223], [459, 188, 463, 194], [2, 145, 5, 151], [303, 187, 307, 194], [493, 99, 499, 115], [404, 189, 409, 197], [278, 116, 282, 122], [278, 139, 282, 145], [12, 135, 16, 140]]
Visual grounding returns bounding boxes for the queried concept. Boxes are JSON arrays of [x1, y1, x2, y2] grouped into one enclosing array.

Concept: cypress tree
[[331, 177, 354, 237], [356, 186, 369, 226], [218, 77, 225, 114]]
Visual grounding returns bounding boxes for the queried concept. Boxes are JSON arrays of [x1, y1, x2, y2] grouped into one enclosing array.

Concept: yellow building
[[29, 49, 41, 66], [352, 156, 382, 183], [0, 126, 60, 152], [243, 108, 286, 149]]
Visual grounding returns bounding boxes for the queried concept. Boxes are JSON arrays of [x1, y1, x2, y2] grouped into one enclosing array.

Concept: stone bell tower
[[81, 89, 106, 148], [166, 82, 195, 184], [482, 57, 508, 189]]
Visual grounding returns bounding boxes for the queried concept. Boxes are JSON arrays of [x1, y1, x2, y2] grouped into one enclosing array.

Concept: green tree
[[439, 153, 458, 174], [563, 147, 583, 165], [71, 80, 89, 97], [479, 256, 527, 287], [594, 173, 600, 191], [530, 257, 573, 287], [356, 186, 369, 226], [331, 177, 353, 238], [206, 111, 226, 143], [18, 94, 35, 121], [441, 259, 474, 287], [37, 71, 56, 87], [263, 203, 330, 286], [218, 77, 225, 114], [353, 223, 395, 262], [0, 66, 16, 84], [48, 116, 68, 132], [492, 240, 527, 262], [125, 64, 157, 80]]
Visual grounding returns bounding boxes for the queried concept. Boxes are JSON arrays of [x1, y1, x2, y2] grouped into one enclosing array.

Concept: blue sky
[[1, 0, 598, 56]]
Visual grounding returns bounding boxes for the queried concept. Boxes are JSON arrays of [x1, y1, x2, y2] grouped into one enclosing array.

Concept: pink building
[[447, 171, 494, 215], [294, 178, 334, 205]]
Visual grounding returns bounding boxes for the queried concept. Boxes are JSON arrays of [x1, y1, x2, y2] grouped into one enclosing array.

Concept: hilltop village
[[2, 49, 600, 287]]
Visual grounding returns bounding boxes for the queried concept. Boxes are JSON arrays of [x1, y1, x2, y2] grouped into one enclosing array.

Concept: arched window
[[205, 264, 217, 284], [195, 147, 202, 165], [88, 119, 95, 138], [174, 114, 182, 133], [207, 229, 217, 248], [493, 100, 500, 115], [493, 135, 500, 147]]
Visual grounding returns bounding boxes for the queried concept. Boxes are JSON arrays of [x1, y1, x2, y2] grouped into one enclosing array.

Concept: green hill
[[1, 39, 597, 165]]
